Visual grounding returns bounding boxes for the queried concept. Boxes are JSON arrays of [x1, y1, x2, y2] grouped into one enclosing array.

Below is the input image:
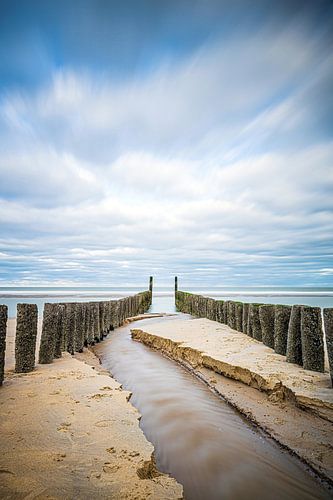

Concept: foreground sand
[[132, 318, 333, 484], [0, 319, 183, 499]]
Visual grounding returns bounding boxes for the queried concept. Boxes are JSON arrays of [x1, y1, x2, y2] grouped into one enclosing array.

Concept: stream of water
[[94, 306, 331, 500]]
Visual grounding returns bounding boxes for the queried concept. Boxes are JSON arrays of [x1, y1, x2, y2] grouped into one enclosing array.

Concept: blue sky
[[0, 0, 332, 286]]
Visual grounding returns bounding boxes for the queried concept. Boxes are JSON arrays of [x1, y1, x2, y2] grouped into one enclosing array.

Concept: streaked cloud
[[0, 1, 332, 286]]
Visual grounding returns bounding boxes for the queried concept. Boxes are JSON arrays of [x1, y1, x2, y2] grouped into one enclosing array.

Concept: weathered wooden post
[[0, 305, 8, 385], [259, 305, 275, 348], [286, 305, 303, 366], [235, 302, 243, 332], [216, 300, 225, 324], [15, 303, 38, 373], [323, 308, 333, 386], [242, 303, 249, 335], [228, 301, 236, 329], [64, 303, 76, 354], [86, 303, 94, 345], [92, 302, 100, 343], [39, 303, 57, 364], [54, 304, 65, 358], [274, 305, 291, 355], [247, 305, 253, 337], [248, 304, 262, 341], [149, 276, 153, 293], [223, 301, 229, 326], [174, 276, 178, 293], [207, 298, 216, 321], [301, 306, 324, 372], [74, 303, 85, 352]]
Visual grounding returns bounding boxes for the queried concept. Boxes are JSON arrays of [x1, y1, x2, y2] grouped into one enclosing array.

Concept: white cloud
[[0, 21, 332, 285]]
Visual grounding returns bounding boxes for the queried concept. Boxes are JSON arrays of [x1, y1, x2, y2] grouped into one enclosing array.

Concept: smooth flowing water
[[94, 313, 331, 500]]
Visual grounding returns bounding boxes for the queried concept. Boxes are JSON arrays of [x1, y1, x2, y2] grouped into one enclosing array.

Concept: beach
[[0, 317, 183, 499], [1, 296, 333, 498]]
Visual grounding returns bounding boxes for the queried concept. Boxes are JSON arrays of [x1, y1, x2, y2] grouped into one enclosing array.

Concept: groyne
[[175, 290, 332, 382], [0, 290, 152, 381]]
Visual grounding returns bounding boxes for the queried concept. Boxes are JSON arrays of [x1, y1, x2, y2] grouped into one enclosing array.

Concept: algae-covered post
[[54, 304, 65, 358], [0, 305, 8, 385], [286, 305, 303, 366], [301, 306, 324, 372], [223, 301, 229, 328], [274, 305, 291, 356], [175, 276, 178, 293], [216, 300, 225, 324], [259, 305, 275, 349], [323, 308, 333, 386], [228, 301, 236, 330], [15, 303, 38, 373], [248, 304, 262, 341], [242, 303, 249, 335], [235, 302, 243, 332], [39, 303, 57, 364], [64, 303, 76, 354], [74, 303, 85, 352], [149, 276, 153, 293]]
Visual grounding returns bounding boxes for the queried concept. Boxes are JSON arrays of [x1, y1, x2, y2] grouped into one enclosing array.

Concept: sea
[[1, 285, 333, 318]]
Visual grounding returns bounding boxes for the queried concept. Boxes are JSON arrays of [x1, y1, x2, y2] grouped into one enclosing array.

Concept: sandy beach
[[0, 318, 183, 499]]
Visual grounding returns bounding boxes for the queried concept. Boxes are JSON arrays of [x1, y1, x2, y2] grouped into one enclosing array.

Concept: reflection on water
[[96, 315, 329, 500]]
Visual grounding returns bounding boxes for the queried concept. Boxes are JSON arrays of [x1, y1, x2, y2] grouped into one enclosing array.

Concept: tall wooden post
[[15, 303, 38, 373], [175, 276, 178, 293], [0, 305, 8, 385], [301, 306, 324, 372], [149, 276, 153, 293], [323, 308, 333, 386]]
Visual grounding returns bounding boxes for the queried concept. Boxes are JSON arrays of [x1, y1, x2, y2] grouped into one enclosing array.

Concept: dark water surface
[[94, 313, 331, 500]]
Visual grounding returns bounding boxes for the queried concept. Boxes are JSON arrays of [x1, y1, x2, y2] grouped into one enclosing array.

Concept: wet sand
[[0, 318, 183, 499]]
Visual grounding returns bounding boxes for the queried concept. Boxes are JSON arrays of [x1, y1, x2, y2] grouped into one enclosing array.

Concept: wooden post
[[149, 276, 153, 293], [175, 276, 178, 293], [259, 305, 275, 349], [248, 304, 262, 341], [286, 305, 303, 366], [0, 305, 8, 385], [242, 303, 249, 335], [39, 303, 57, 364], [301, 306, 324, 372], [15, 303, 38, 373], [54, 304, 65, 358], [323, 308, 333, 386], [274, 305, 291, 355], [235, 302, 243, 332]]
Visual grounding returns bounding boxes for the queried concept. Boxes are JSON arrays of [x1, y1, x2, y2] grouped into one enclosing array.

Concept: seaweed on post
[[286, 305, 303, 366], [15, 303, 38, 373], [301, 306, 324, 372], [0, 305, 8, 385]]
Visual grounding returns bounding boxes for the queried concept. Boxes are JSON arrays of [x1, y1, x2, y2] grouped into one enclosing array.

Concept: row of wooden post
[[0, 290, 152, 385], [175, 290, 333, 384]]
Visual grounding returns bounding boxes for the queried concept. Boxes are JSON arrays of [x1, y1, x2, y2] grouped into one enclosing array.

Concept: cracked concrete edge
[[131, 328, 333, 420]]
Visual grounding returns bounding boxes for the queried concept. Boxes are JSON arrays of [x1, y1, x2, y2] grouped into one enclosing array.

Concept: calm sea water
[[0, 286, 332, 317]]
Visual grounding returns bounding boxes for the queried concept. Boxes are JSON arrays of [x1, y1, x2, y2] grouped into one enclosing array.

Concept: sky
[[0, 0, 333, 287]]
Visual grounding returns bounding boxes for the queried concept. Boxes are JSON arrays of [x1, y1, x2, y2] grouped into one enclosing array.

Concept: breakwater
[[0, 291, 152, 382], [175, 290, 333, 383]]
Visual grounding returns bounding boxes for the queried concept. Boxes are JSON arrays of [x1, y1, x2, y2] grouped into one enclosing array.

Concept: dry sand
[[132, 318, 333, 485], [0, 318, 183, 499]]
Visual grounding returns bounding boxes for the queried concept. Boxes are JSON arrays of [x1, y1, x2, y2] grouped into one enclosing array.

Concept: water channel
[[94, 296, 331, 500]]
